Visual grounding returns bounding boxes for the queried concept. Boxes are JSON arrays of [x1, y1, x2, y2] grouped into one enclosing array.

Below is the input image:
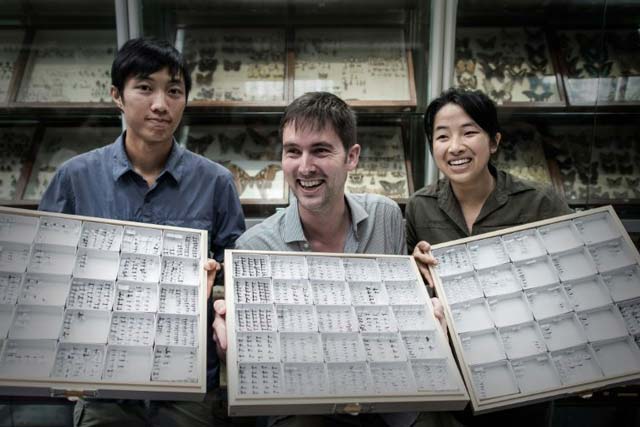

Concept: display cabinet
[[452, 1, 640, 223], [0, 0, 122, 208], [143, 0, 432, 213]]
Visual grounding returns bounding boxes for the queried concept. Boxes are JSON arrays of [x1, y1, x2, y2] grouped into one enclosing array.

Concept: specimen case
[[431, 205, 640, 414], [0, 206, 207, 400], [224, 250, 468, 416]]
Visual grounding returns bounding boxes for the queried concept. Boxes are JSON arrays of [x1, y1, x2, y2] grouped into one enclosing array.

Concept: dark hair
[[424, 88, 499, 152], [111, 37, 192, 99], [280, 92, 357, 151]]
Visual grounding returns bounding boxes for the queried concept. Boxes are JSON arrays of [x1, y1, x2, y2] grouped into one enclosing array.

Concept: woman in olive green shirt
[[407, 88, 571, 427], [407, 88, 570, 284]]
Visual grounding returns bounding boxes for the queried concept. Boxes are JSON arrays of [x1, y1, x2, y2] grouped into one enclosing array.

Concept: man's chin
[[295, 193, 325, 213]]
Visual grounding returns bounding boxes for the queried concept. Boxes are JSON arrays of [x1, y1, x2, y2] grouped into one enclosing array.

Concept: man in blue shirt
[[39, 37, 246, 427]]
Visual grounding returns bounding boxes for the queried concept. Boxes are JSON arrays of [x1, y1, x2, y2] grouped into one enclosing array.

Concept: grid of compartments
[[229, 252, 464, 398], [433, 209, 640, 405], [0, 210, 203, 386]]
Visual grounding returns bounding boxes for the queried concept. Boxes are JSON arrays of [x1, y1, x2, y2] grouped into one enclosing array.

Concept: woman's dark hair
[[111, 37, 192, 99], [280, 92, 357, 151], [424, 88, 499, 152]]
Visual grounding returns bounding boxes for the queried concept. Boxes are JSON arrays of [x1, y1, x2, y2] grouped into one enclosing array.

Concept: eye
[[284, 147, 300, 157], [168, 87, 184, 97], [136, 83, 152, 92], [465, 130, 479, 137]]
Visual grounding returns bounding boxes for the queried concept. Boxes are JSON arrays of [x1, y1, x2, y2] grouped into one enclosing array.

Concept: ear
[[490, 132, 501, 154], [111, 86, 124, 112], [346, 144, 361, 171]]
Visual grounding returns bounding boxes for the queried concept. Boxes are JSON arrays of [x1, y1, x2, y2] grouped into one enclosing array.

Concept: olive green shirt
[[406, 166, 572, 252]]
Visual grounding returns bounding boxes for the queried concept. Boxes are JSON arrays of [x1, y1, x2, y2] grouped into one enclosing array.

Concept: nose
[[298, 152, 317, 175], [448, 135, 465, 154], [150, 91, 168, 113]]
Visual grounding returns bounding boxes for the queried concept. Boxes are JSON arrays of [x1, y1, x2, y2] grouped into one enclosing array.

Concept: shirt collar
[[282, 193, 370, 244], [436, 164, 536, 233], [111, 132, 185, 183]]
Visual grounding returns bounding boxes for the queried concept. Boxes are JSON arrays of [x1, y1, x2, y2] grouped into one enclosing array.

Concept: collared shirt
[[406, 165, 572, 252], [236, 193, 405, 255], [39, 132, 246, 389]]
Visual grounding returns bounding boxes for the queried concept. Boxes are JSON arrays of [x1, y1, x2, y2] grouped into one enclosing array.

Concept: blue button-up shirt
[[39, 132, 246, 388]]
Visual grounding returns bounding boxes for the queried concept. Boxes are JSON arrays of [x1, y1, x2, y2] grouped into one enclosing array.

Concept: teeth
[[299, 180, 321, 188], [449, 158, 471, 166]]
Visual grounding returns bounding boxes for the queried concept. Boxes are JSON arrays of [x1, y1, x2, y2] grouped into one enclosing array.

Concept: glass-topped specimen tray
[[225, 249, 468, 416], [0, 207, 207, 401], [431, 206, 640, 414]]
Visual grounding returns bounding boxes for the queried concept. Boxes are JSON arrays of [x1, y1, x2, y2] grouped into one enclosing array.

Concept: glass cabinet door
[[0, 0, 122, 207], [453, 0, 640, 221], [141, 0, 432, 214]]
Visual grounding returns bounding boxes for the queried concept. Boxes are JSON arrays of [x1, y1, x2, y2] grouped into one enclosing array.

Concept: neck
[[451, 167, 496, 207], [299, 196, 351, 251], [124, 132, 173, 185]]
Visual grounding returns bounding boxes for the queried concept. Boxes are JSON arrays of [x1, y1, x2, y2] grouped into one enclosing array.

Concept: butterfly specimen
[[522, 90, 553, 102], [455, 59, 478, 89], [196, 71, 213, 85], [186, 134, 213, 154], [218, 133, 246, 155], [379, 180, 406, 197], [197, 87, 215, 99], [477, 52, 506, 80], [199, 57, 218, 73], [224, 60, 241, 71], [607, 177, 623, 187], [245, 127, 280, 160], [523, 77, 554, 102], [483, 78, 514, 103], [223, 162, 281, 198], [626, 177, 640, 188], [349, 173, 364, 185]]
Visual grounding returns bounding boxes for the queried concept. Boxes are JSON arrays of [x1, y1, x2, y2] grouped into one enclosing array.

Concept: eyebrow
[[282, 141, 334, 149]]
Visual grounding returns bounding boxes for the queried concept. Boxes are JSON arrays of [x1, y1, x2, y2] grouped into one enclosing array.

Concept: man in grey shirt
[[213, 92, 445, 426]]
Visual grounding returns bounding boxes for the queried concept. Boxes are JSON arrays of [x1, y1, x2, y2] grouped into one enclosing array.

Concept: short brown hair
[[280, 92, 357, 151]]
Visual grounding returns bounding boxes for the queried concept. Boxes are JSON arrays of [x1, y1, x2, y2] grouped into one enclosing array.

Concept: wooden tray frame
[[430, 205, 640, 414], [0, 206, 208, 401], [224, 249, 468, 417]]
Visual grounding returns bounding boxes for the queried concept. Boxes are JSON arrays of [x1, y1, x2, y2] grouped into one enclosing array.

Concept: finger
[[213, 315, 227, 351], [204, 259, 219, 299], [431, 297, 444, 319], [431, 297, 447, 331], [416, 240, 431, 253], [423, 267, 435, 289], [213, 299, 226, 316]]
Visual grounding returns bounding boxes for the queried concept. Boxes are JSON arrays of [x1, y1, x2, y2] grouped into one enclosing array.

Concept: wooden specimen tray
[[0, 207, 207, 401], [431, 206, 640, 414], [224, 250, 468, 416]]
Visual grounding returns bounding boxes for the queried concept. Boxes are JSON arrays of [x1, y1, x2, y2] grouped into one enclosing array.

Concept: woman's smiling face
[[432, 102, 499, 186]]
